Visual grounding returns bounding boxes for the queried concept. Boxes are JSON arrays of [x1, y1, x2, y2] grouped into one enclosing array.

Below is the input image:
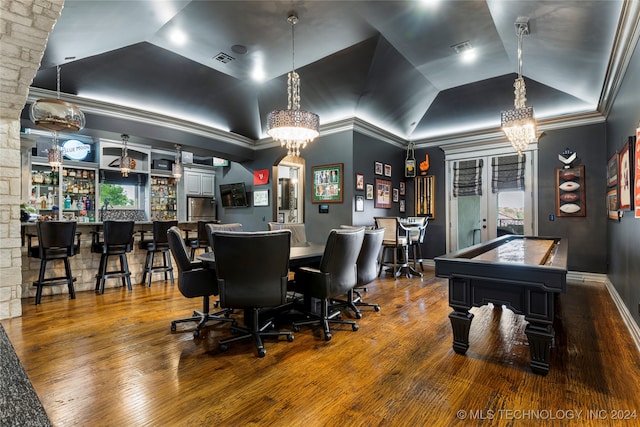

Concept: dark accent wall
[[537, 123, 608, 273], [605, 38, 640, 327]]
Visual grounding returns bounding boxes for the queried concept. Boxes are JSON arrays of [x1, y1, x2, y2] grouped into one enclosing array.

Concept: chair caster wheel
[[258, 348, 266, 358], [293, 325, 300, 332], [352, 324, 359, 331], [287, 334, 294, 342], [324, 333, 332, 341], [355, 312, 362, 319], [220, 343, 229, 352], [374, 306, 381, 312], [171, 323, 176, 331], [193, 330, 200, 338]]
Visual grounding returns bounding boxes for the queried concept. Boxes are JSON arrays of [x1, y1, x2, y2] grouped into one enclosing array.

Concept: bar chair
[[186, 220, 219, 261], [406, 217, 428, 272], [91, 220, 135, 294], [139, 220, 177, 287], [374, 217, 411, 278], [26, 221, 80, 304]]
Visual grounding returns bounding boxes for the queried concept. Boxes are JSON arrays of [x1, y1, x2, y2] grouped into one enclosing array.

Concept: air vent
[[214, 52, 235, 64]]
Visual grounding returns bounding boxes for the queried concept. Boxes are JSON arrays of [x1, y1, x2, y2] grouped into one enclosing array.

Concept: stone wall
[[0, 0, 64, 319]]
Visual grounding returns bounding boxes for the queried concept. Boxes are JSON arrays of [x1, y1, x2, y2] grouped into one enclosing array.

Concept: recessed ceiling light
[[451, 41, 476, 63], [231, 45, 248, 55], [169, 29, 187, 46]]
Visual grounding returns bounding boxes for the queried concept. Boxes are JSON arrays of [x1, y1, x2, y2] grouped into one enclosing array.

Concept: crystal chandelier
[[29, 65, 85, 170], [172, 144, 183, 181], [266, 14, 319, 157], [501, 19, 536, 155], [120, 134, 132, 177]]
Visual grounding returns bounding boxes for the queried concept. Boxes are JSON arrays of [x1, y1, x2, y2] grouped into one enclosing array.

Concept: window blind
[[453, 159, 483, 196], [491, 154, 525, 193]]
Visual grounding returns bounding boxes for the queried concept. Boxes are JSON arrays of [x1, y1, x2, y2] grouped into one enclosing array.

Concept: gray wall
[[605, 37, 640, 326], [537, 123, 608, 273]]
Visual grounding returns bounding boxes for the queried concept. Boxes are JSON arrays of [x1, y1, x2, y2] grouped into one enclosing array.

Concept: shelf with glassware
[[150, 175, 178, 220], [29, 163, 61, 219], [61, 167, 97, 222]]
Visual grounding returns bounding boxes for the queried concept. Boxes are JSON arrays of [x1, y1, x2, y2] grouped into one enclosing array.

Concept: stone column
[[0, 0, 64, 319]]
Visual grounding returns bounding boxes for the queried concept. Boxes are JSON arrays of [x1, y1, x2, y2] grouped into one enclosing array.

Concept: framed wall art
[[608, 189, 619, 220], [375, 178, 391, 209], [375, 161, 383, 175], [355, 195, 364, 212], [556, 165, 586, 217], [356, 173, 364, 191], [607, 153, 619, 188], [399, 181, 405, 196], [312, 163, 343, 203], [253, 190, 268, 207], [393, 188, 399, 202], [366, 183, 374, 200], [384, 164, 392, 177], [618, 139, 632, 211], [399, 199, 406, 213]]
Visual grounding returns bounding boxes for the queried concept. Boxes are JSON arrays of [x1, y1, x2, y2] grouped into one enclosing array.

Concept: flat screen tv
[[219, 182, 249, 208]]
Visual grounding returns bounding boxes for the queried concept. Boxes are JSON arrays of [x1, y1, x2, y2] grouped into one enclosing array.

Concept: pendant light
[[120, 134, 132, 177], [266, 13, 320, 157], [30, 65, 85, 170], [172, 144, 183, 181]]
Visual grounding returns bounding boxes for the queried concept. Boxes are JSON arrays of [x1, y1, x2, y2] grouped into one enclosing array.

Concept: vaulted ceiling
[[22, 0, 632, 161]]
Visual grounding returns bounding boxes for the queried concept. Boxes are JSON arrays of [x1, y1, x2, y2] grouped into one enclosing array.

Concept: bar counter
[[20, 221, 200, 301]]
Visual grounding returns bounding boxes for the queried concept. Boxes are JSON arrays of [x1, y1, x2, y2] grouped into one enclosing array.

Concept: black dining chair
[[292, 227, 365, 341], [213, 229, 293, 357], [26, 221, 80, 304], [167, 226, 234, 338], [139, 220, 177, 287], [91, 220, 135, 294]]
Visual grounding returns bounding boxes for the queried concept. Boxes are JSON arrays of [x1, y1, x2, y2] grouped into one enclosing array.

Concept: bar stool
[[91, 221, 135, 294], [139, 220, 177, 287], [406, 217, 428, 272], [186, 220, 218, 261], [26, 221, 80, 304]]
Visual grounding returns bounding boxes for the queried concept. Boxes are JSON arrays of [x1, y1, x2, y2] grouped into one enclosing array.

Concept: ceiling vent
[[214, 52, 235, 64]]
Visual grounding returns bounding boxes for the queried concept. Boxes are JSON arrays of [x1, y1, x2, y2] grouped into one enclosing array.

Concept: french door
[[445, 146, 537, 252]]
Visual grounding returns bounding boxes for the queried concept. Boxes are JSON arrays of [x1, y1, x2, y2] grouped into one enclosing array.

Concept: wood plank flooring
[[2, 269, 640, 426]]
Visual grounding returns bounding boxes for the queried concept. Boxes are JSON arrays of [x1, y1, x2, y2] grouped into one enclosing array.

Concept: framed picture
[[375, 178, 392, 209], [384, 164, 392, 177], [366, 183, 374, 200], [356, 173, 364, 191], [618, 139, 632, 210], [253, 190, 268, 207], [277, 212, 285, 223], [355, 195, 364, 212], [393, 188, 399, 202], [607, 153, 619, 187], [556, 165, 586, 217], [312, 163, 343, 203], [415, 175, 436, 219], [399, 199, 406, 213], [608, 188, 619, 220], [636, 128, 640, 218], [375, 161, 383, 175], [399, 181, 405, 196]]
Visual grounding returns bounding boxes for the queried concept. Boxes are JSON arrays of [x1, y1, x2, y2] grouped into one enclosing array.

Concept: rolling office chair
[[205, 223, 243, 251], [292, 227, 365, 341], [167, 226, 234, 338], [91, 220, 135, 294], [213, 230, 293, 357], [26, 221, 80, 304], [267, 222, 309, 247], [139, 220, 177, 287]]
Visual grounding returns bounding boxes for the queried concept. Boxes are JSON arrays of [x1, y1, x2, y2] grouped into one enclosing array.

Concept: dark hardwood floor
[[2, 269, 640, 426]]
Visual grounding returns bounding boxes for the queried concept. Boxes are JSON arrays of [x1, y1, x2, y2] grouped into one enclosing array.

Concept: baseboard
[[604, 277, 640, 354]]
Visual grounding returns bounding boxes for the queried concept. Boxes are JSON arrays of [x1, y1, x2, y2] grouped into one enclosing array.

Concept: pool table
[[434, 235, 568, 375]]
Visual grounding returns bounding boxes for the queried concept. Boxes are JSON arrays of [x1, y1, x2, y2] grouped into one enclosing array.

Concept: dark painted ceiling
[[22, 0, 628, 161]]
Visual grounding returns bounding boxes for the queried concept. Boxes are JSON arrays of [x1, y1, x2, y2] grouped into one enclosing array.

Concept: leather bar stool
[[91, 221, 135, 294], [139, 220, 177, 287], [26, 221, 80, 304]]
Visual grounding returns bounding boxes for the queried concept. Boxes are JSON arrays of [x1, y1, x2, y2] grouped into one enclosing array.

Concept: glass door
[[446, 148, 537, 252]]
